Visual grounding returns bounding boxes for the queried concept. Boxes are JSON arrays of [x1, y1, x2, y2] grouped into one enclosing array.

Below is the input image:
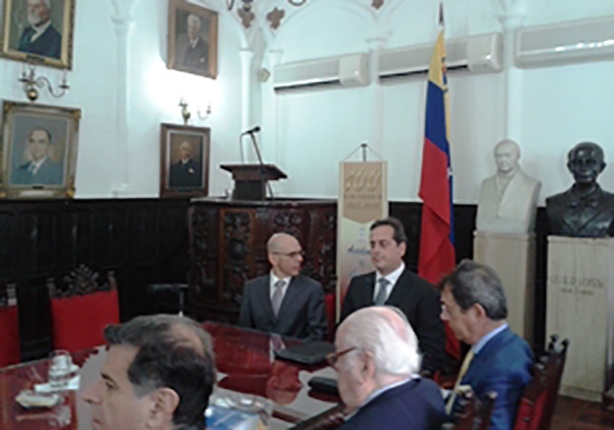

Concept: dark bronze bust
[[546, 142, 614, 237]]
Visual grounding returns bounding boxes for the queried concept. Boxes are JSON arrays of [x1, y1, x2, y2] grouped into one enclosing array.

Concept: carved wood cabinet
[[188, 198, 337, 323]]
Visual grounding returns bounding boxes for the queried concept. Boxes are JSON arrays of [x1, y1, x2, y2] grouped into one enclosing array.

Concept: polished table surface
[[0, 322, 340, 429]]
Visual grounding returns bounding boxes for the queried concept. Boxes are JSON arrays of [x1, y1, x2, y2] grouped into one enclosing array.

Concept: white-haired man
[[18, 0, 62, 59], [330, 306, 446, 429], [175, 13, 209, 72]]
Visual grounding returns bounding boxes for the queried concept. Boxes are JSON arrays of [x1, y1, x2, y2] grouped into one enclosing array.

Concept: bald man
[[476, 139, 541, 234], [238, 233, 328, 340], [168, 140, 202, 188]]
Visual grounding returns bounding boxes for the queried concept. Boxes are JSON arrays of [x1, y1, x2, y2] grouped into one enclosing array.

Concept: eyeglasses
[[326, 347, 358, 368], [273, 250, 305, 259]]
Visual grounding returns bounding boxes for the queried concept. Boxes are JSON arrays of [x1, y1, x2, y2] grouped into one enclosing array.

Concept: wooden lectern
[[221, 164, 287, 201]]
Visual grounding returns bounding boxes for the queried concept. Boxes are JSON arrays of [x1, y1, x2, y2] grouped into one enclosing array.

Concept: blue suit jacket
[[340, 378, 447, 430], [10, 158, 64, 186], [18, 24, 62, 59], [238, 274, 328, 341], [460, 327, 533, 430]]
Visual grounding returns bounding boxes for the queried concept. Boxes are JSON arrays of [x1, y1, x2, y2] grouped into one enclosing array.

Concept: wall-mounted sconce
[[178, 98, 212, 125], [19, 63, 69, 102]]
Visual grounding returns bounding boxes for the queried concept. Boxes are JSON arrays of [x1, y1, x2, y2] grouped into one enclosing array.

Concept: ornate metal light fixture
[[19, 63, 69, 102], [226, 0, 307, 12]]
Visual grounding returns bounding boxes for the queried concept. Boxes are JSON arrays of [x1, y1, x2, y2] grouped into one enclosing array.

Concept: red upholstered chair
[[513, 335, 569, 430], [0, 284, 20, 368], [442, 390, 498, 430], [48, 265, 120, 353]]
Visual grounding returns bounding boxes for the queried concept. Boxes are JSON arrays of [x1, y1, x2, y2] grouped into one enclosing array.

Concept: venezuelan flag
[[418, 26, 460, 360]]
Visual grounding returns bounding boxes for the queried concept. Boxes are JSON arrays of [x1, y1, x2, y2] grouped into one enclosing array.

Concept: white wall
[[0, 0, 612, 201], [256, 0, 614, 204]]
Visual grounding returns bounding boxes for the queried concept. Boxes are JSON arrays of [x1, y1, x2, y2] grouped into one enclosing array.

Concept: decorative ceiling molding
[[372, 0, 384, 10], [238, 7, 256, 28], [267, 7, 286, 30]]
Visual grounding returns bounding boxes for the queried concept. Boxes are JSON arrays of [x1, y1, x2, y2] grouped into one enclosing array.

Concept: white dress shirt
[[30, 20, 52, 43], [373, 262, 405, 303]]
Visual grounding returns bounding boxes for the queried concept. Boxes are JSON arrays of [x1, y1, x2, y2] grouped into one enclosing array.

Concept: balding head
[[267, 233, 304, 278]]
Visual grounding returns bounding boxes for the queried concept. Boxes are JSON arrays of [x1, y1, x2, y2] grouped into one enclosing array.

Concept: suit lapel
[[386, 269, 415, 306], [256, 275, 276, 322], [463, 328, 511, 383], [360, 273, 377, 306], [277, 276, 301, 319]]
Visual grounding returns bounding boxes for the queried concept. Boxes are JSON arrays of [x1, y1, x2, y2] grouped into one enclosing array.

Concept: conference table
[[0, 322, 342, 429]]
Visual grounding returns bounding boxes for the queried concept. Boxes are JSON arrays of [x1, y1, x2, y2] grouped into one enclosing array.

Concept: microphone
[[241, 126, 261, 136]]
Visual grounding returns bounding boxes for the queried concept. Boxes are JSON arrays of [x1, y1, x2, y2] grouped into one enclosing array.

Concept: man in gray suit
[[238, 233, 328, 340], [11, 127, 63, 186]]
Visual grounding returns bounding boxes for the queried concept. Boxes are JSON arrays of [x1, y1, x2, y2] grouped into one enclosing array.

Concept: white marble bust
[[476, 140, 541, 234]]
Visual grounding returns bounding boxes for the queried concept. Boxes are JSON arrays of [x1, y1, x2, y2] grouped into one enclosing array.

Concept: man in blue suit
[[441, 260, 533, 430], [17, 0, 62, 59], [238, 233, 328, 340], [333, 306, 446, 429], [11, 127, 64, 186]]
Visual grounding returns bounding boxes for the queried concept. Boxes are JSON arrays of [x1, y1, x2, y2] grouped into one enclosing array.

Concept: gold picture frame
[[1, 0, 76, 69], [167, 0, 218, 79], [1, 100, 81, 199], [160, 123, 210, 199]]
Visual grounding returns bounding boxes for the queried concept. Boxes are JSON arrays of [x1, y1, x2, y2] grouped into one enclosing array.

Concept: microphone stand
[[248, 132, 274, 200]]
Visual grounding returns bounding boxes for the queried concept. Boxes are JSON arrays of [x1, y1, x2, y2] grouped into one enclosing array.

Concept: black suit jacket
[[339, 378, 446, 430], [340, 268, 445, 373], [238, 274, 327, 341], [169, 159, 202, 188]]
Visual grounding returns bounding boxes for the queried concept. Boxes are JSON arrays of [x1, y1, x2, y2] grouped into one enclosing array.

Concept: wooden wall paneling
[[58, 209, 94, 272], [94, 208, 126, 269], [0, 210, 15, 281], [19, 210, 57, 278]]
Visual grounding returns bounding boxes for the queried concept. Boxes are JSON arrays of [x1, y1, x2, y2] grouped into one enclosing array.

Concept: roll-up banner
[[336, 161, 388, 321]]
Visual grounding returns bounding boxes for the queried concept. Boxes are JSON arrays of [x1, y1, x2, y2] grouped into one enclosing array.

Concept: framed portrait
[[167, 0, 218, 79], [1, 101, 81, 199], [1, 0, 76, 69], [160, 123, 210, 199]]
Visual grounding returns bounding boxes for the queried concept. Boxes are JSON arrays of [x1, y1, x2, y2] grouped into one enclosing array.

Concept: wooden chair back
[[0, 284, 20, 367], [443, 389, 497, 430], [513, 335, 569, 430]]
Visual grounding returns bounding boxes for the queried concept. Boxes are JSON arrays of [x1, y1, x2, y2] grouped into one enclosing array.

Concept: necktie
[[446, 350, 475, 414], [374, 278, 390, 305], [271, 280, 285, 317]]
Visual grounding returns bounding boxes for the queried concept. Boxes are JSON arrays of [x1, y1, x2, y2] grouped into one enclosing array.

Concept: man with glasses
[[440, 260, 532, 430], [238, 232, 327, 340], [330, 306, 446, 429]]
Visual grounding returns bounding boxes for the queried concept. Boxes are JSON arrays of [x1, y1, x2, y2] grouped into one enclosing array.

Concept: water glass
[[48, 350, 72, 391]]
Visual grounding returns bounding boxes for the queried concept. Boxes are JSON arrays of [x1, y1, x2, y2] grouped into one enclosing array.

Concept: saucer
[[15, 389, 62, 409]]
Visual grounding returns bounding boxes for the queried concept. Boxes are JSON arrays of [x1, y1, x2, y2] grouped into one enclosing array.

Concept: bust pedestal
[[473, 231, 535, 345], [547, 236, 614, 401]]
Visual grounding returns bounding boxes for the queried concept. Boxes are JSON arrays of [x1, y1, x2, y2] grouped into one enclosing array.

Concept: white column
[[498, 0, 527, 142], [264, 49, 283, 164], [110, 0, 139, 196], [365, 36, 388, 157]]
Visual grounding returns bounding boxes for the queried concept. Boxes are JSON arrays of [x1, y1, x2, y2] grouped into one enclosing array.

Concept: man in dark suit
[[340, 217, 445, 374], [546, 142, 614, 237], [175, 13, 209, 73], [11, 127, 63, 186], [169, 140, 202, 188], [238, 233, 327, 340], [17, 0, 62, 59], [441, 260, 533, 430], [333, 306, 446, 429]]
